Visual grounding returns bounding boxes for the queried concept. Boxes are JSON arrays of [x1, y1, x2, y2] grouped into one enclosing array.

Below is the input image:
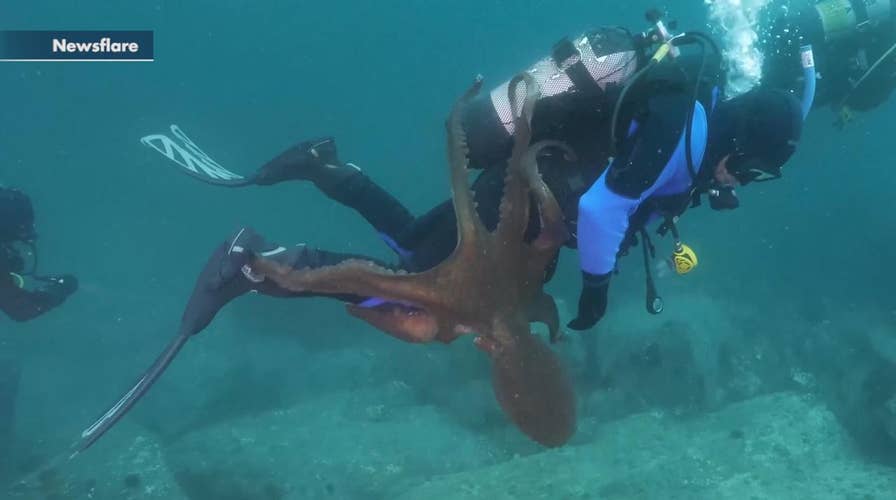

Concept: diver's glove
[[567, 271, 610, 331], [39, 274, 78, 299], [708, 185, 739, 210]]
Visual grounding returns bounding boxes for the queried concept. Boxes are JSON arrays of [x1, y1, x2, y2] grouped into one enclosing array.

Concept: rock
[[164, 383, 513, 500], [395, 392, 896, 500], [885, 395, 896, 442], [5, 420, 180, 499]]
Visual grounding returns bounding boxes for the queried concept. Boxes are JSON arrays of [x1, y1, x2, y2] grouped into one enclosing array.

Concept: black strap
[[552, 37, 578, 65], [640, 229, 663, 314], [851, 0, 870, 28], [552, 38, 603, 96], [657, 213, 682, 239]]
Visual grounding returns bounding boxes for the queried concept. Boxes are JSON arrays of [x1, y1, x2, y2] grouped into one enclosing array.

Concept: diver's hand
[[567, 271, 610, 331], [40, 274, 78, 298]]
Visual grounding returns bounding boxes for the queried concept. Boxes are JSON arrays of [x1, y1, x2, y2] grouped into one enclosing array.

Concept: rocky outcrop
[[396, 392, 896, 500]]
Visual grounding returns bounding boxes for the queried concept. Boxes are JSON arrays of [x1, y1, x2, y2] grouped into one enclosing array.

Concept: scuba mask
[[0, 187, 36, 243], [725, 148, 789, 185], [707, 184, 740, 210], [706, 87, 803, 190], [704, 142, 790, 211]]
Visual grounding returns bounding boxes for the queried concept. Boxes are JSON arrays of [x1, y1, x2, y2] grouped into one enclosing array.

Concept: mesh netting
[[489, 35, 637, 134]]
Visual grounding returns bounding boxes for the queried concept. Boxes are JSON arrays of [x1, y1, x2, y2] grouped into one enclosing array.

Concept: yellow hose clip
[[837, 105, 855, 127], [9, 272, 25, 288], [670, 242, 698, 275], [651, 42, 673, 63]]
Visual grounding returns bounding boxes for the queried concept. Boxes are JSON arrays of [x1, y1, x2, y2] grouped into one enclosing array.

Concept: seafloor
[[4, 292, 896, 500], [11, 391, 895, 500]]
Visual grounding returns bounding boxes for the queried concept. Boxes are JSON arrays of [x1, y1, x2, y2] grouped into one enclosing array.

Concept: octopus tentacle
[[252, 257, 441, 309], [447, 76, 487, 247], [523, 141, 573, 251], [346, 303, 439, 343], [491, 321, 576, 447], [527, 290, 562, 343], [248, 75, 577, 447], [496, 73, 540, 245]]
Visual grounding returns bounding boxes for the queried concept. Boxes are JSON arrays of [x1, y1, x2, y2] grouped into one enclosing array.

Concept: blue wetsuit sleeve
[[577, 175, 638, 275]]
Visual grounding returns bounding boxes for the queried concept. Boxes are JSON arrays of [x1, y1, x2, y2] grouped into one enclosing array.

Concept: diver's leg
[[391, 167, 509, 272], [253, 137, 416, 245], [0, 358, 20, 475], [395, 166, 544, 272], [181, 227, 389, 336]]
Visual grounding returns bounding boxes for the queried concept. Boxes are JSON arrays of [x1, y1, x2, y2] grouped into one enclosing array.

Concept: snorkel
[[799, 44, 817, 120]]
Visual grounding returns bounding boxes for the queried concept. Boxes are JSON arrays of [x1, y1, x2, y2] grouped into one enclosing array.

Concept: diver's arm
[[568, 92, 689, 331], [575, 176, 637, 277], [566, 174, 635, 331], [0, 274, 77, 322]]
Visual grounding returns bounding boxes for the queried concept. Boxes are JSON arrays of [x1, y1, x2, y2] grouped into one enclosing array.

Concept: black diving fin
[[141, 124, 255, 187], [72, 327, 192, 455]]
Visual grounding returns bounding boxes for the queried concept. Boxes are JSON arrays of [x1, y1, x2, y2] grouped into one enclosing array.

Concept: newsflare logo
[[0, 31, 153, 61]]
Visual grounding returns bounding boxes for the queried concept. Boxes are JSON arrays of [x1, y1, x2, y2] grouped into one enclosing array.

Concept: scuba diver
[[74, 14, 811, 453], [0, 186, 78, 322], [759, 0, 896, 123], [179, 82, 802, 334], [140, 14, 812, 335], [175, 22, 806, 336]]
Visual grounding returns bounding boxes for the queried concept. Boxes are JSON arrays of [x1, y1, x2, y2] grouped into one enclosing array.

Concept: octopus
[[251, 74, 576, 447]]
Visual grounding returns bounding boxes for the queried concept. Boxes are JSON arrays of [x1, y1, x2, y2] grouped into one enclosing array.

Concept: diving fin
[[141, 125, 254, 187], [6, 327, 193, 494], [73, 328, 191, 454], [73, 227, 265, 453]]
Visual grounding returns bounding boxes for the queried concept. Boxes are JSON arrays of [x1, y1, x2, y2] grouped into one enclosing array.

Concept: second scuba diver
[[760, 0, 896, 124], [0, 186, 78, 322]]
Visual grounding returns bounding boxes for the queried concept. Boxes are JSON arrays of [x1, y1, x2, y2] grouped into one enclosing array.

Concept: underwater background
[[1, 0, 895, 498]]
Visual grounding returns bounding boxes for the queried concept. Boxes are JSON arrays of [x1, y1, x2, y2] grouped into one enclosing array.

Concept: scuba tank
[[811, 0, 892, 41], [761, 0, 893, 48], [466, 10, 725, 316], [462, 26, 643, 169], [463, 10, 723, 171]]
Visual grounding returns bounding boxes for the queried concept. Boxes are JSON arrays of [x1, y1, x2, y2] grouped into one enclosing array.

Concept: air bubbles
[[706, 0, 773, 96]]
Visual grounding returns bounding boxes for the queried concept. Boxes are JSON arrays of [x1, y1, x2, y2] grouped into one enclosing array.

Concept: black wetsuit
[[181, 153, 594, 336], [183, 41, 723, 335], [321, 146, 592, 273]]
